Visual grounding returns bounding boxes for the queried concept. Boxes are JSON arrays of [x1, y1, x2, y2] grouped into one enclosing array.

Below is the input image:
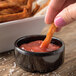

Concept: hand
[[45, 0, 76, 31]]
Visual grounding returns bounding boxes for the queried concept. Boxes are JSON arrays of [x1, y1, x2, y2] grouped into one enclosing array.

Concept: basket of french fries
[[0, 0, 50, 23], [0, 0, 50, 53]]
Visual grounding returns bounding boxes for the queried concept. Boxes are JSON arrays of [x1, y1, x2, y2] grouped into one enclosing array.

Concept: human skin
[[45, 0, 76, 31]]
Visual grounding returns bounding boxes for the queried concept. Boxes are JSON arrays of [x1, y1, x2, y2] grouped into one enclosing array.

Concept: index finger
[[45, 0, 66, 24]]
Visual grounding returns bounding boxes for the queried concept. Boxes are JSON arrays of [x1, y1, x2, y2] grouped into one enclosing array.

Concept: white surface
[[37, 0, 48, 6], [0, 16, 46, 53]]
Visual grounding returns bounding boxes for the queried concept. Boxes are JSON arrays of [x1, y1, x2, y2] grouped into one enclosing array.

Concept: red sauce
[[20, 40, 60, 52]]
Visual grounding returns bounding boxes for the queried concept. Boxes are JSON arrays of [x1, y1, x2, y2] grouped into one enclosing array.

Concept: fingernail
[[54, 17, 66, 27]]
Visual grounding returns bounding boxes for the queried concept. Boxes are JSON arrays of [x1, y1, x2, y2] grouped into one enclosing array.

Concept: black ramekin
[[14, 35, 65, 73]]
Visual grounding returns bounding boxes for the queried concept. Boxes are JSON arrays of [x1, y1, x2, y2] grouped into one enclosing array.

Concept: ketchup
[[20, 40, 60, 52]]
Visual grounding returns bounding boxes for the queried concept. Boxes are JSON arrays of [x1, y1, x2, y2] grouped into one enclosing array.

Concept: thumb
[[54, 3, 76, 28]]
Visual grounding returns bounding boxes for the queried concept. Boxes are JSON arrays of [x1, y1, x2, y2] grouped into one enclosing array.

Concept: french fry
[[0, 2, 14, 9], [0, 8, 29, 23], [0, 5, 23, 15], [32, 4, 40, 15], [40, 23, 57, 48], [7, 0, 28, 5], [25, 0, 34, 10], [34, 6, 48, 17]]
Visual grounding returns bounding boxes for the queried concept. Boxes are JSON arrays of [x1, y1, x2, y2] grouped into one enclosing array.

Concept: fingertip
[[45, 8, 54, 24], [45, 16, 51, 24], [45, 13, 53, 24]]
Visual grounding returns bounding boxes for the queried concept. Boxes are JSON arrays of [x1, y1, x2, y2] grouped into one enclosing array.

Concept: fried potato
[[0, 5, 23, 15], [0, 8, 30, 23], [34, 6, 48, 17], [32, 4, 40, 15], [32, 0, 50, 16], [25, 0, 34, 10], [22, 0, 35, 16], [0, 2, 13, 9], [7, 0, 28, 5]]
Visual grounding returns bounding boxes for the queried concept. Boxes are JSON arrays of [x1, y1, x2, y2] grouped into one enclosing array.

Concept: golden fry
[[25, 0, 34, 10], [40, 23, 57, 48], [0, 8, 30, 23], [32, 4, 40, 15], [7, 0, 28, 5], [0, 6, 23, 15], [0, 2, 13, 9]]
